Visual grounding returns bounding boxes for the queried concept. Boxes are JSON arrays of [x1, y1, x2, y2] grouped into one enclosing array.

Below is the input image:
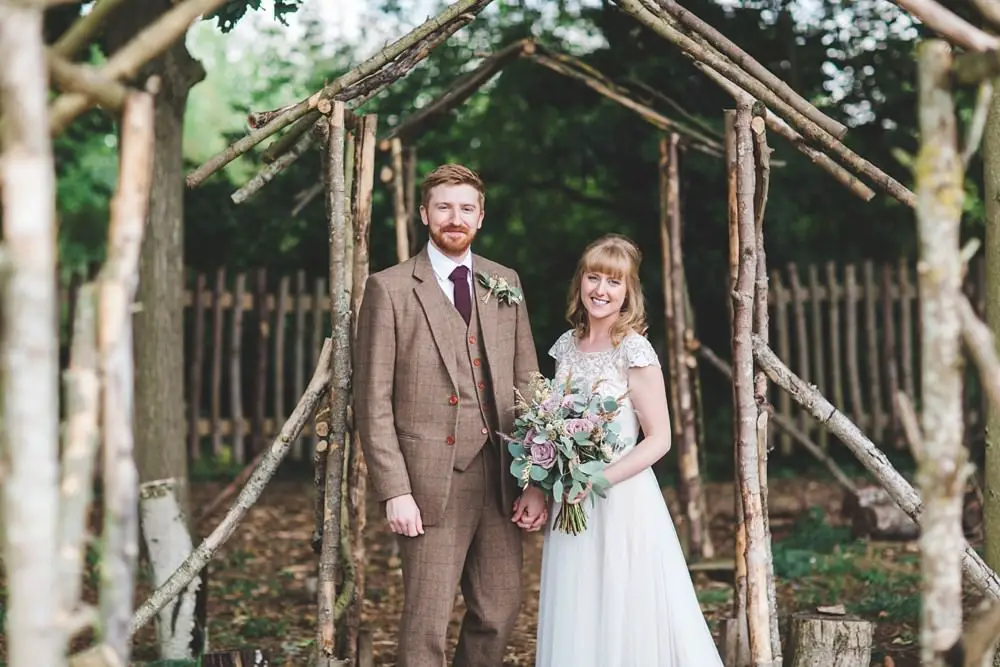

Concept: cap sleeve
[[622, 333, 660, 369], [548, 330, 574, 362]]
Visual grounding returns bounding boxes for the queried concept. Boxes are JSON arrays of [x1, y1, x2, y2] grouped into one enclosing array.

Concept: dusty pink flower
[[539, 395, 559, 413], [530, 440, 558, 469], [564, 418, 594, 437]]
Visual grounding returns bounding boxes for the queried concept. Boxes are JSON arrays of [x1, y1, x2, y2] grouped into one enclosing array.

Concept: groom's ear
[[419, 205, 429, 226]]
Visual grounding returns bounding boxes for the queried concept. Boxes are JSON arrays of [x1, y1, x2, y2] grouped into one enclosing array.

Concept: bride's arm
[[601, 364, 672, 487]]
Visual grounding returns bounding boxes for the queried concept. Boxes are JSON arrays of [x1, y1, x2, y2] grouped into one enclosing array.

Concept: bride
[[528, 234, 724, 666]]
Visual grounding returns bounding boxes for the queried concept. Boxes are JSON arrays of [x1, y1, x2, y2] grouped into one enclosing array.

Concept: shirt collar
[[427, 239, 473, 281]]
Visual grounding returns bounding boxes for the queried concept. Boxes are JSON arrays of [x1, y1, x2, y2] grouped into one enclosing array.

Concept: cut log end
[[841, 485, 919, 541], [789, 612, 873, 667]]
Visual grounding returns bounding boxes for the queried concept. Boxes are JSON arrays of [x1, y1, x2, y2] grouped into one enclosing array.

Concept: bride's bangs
[[582, 245, 630, 281]]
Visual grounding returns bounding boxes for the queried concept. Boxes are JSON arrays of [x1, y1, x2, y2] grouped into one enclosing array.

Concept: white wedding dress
[[534, 330, 725, 667]]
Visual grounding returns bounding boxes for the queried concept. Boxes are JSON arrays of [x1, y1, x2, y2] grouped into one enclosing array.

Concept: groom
[[354, 163, 548, 667]]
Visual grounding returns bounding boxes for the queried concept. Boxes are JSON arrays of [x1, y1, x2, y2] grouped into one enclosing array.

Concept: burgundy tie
[[449, 265, 472, 325]]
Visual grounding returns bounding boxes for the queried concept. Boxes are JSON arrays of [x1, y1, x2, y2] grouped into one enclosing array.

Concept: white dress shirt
[[426, 240, 474, 306]]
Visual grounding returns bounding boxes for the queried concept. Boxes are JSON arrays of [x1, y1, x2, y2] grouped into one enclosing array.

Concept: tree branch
[[971, 0, 1000, 31], [382, 37, 533, 142], [47, 0, 229, 136], [652, 0, 848, 139], [230, 131, 315, 204], [97, 89, 155, 666], [891, 0, 999, 52], [618, 0, 913, 207], [693, 59, 877, 202], [185, 0, 494, 187], [130, 338, 333, 636], [751, 336, 1000, 599], [959, 295, 1000, 416], [51, 0, 130, 58], [48, 52, 129, 113]]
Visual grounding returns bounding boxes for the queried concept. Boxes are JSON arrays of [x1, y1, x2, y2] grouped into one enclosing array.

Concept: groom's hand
[[387, 494, 424, 537], [512, 486, 548, 532]]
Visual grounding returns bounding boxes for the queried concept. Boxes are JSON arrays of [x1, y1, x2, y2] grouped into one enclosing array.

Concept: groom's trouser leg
[[453, 449, 524, 667], [396, 451, 486, 667]]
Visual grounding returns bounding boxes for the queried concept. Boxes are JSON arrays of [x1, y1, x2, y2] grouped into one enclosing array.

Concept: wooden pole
[[662, 133, 713, 560], [724, 108, 751, 667], [914, 39, 967, 667], [317, 101, 351, 667], [346, 112, 378, 664], [390, 137, 410, 263], [732, 101, 775, 667], [750, 104, 781, 664]]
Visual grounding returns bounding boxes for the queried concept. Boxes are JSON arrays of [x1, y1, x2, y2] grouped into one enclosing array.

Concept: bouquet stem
[[554, 503, 588, 535]]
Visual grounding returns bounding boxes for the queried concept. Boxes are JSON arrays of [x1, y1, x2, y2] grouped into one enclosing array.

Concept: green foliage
[[207, 0, 302, 33]]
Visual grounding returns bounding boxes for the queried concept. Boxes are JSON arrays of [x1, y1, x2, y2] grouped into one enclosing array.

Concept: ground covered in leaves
[[0, 469, 991, 666]]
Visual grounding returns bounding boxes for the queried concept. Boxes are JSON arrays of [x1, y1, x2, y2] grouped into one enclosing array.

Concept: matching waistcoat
[[442, 289, 499, 471]]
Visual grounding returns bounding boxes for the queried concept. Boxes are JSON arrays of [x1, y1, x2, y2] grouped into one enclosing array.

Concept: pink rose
[[539, 395, 559, 413], [561, 393, 584, 408], [530, 440, 558, 469], [564, 418, 594, 437]]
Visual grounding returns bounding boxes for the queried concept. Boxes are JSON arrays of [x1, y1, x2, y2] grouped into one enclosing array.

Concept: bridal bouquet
[[501, 371, 630, 535]]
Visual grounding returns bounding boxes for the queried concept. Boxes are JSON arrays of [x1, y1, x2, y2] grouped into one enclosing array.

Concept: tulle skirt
[[534, 467, 725, 667]]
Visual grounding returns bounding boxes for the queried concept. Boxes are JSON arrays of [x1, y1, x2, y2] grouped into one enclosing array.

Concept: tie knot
[[449, 265, 469, 283]]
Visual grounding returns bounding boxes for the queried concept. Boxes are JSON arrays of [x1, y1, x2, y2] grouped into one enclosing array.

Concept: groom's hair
[[420, 164, 486, 209]]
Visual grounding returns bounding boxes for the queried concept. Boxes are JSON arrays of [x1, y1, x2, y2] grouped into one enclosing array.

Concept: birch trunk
[[914, 39, 967, 667], [318, 100, 350, 667], [732, 101, 774, 667], [0, 5, 64, 665]]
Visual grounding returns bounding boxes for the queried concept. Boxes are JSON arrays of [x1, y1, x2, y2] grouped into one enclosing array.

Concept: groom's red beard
[[430, 225, 477, 255]]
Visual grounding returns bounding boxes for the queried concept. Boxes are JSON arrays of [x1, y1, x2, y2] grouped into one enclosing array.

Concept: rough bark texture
[[0, 5, 63, 666], [752, 336, 1000, 599], [915, 40, 967, 667], [105, 1, 205, 508], [130, 339, 333, 636], [98, 90, 156, 666], [983, 80, 1000, 586], [732, 102, 774, 666], [724, 108, 751, 667], [789, 613, 873, 667], [346, 113, 378, 663], [318, 101, 349, 666]]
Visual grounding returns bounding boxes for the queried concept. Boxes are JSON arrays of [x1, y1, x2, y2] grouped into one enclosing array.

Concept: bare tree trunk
[[982, 77, 1000, 587], [318, 101, 350, 667], [0, 4, 63, 666], [732, 101, 775, 667], [914, 40, 967, 667], [105, 0, 205, 507]]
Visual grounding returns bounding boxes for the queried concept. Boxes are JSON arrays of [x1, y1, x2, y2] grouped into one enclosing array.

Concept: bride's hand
[[566, 481, 592, 505]]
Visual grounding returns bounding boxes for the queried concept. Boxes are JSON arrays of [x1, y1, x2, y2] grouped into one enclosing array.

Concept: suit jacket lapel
[[472, 257, 501, 396], [413, 248, 461, 389]]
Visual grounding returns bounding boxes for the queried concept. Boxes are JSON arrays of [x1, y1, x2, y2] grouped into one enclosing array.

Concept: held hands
[[512, 485, 548, 531], [386, 493, 424, 537]]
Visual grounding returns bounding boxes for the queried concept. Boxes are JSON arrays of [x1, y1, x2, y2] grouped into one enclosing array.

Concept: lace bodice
[[548, 330, 660, 457]]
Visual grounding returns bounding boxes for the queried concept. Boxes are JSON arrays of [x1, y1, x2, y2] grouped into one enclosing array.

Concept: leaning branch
[[959, 296, 1000, 420], [891, 0, 999, 52], [185, 0, 494, 187], [48, 53, 129, 114], [48, 0, 229, 136], [752, 336, 1000, 599], [129, 338, 333, 635], [51, 0, 130, 58], [618, 0, 914, 207], [230, 132, 315, 204], [529, 48, 724, 156], [382, 37, 533, 142], [694, 60, 876, 202], [652, 0, 847, 139]]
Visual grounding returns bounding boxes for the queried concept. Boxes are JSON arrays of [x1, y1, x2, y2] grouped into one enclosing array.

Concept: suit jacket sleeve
[[354, 275, 412, 501], [512, 271, 539, 398]]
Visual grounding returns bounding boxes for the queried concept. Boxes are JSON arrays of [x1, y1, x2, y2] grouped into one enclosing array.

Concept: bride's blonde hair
[[566, 234, 648, 346]]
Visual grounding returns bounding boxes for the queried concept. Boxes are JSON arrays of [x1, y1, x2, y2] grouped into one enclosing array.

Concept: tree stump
[[202, 648, 269, 667], [789, 612, 873, 667]]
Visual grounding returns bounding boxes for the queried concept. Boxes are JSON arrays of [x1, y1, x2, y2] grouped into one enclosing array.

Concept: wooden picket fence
[[765, 255, 988, 454], [57, 255, 991, 465]]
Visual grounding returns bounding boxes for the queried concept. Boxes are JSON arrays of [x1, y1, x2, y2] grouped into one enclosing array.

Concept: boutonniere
[[476, 271, 523, 306]]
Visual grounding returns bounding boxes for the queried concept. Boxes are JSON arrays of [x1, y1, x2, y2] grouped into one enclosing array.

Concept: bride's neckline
[[570, 331, 622, 356]]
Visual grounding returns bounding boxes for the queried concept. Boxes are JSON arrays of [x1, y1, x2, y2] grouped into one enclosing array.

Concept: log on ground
[[841, 484, 919, 541], [789, 612, 873, 667]]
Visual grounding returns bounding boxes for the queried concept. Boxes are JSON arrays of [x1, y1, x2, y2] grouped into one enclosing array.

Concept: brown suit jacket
[[353, 246, 539, 525]]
